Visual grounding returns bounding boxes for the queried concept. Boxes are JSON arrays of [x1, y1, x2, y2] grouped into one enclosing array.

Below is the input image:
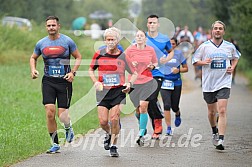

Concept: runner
[[145, 14, 174, 139], [89, 27, 137, 157], [192, 20, 241, 150], [160, 37, 188, 135], [125, 30, 158, 146], [29, 16, 82, 153]]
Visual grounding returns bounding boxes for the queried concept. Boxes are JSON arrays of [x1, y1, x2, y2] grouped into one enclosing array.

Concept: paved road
[[13, 64, 252, 167]]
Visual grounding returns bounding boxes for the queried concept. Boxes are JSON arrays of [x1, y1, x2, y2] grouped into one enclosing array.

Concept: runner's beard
[[48, 30, 57, 35], [214, 33, 222, 40]]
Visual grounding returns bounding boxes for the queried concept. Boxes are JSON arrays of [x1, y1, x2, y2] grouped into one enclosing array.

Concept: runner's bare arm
[[30, 53, 39, 79], [64, 49, 82, 82]]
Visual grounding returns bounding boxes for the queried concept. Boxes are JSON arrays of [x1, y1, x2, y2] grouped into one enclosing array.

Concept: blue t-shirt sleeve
[[67, 37, 77, 54], [34, 41, 42, 56], [165, 40, 172, 51]]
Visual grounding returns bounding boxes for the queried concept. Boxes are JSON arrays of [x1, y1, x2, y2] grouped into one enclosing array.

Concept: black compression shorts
[[42, 76, 72, 108]]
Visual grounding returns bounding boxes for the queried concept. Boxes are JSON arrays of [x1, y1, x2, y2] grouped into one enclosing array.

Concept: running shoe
[[136, 136, 144, 146], [212, 133, 219, 146], [46, 143, 60, 154], [154, 119, 162, 134], [151, 133, 160, 140], [104, 134, 111, 150], [216, 139, 225, 150], [166, 126, 172, 136], [65, 127, 74, 143], [110, 146, 119, 157], [175, 115, 181, 127]]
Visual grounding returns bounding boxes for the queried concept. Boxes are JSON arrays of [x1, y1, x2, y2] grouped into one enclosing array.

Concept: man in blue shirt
[[30, 16, 82, 153], [145, 14, 175, 139]]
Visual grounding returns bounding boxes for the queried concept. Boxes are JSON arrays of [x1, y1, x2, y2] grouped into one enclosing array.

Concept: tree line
[[0, 0, 251, 66]]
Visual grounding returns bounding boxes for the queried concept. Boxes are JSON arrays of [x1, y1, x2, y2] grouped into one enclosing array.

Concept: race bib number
[[211, 60, 226, 69], [48, 65, 65, 77], [161, 80, 174, 90], [103, 74, 120, 86]]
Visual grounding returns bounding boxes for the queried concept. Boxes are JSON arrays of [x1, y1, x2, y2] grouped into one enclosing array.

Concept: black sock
[[175, 112, 180, 117], [212, 126, 218, 134], [219, 135, 224, 140], [49, 132, 59, 144]]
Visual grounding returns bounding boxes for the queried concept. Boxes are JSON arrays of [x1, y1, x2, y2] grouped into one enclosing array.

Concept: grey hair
[[103, 27, 121, 40], [211, 20, 226, 30]]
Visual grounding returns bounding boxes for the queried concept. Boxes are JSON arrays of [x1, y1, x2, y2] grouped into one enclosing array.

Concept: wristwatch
[[71, 71, 76, 76]]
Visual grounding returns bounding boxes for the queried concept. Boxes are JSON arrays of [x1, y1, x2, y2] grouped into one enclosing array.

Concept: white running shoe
[[212, 133, 219, 146], [216, 139, 225, 150]]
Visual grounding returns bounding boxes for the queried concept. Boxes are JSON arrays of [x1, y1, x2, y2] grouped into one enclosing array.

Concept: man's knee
[[218, 107, 227, 116], [45, 105, 56, 120], [99, 119, 109, 126]]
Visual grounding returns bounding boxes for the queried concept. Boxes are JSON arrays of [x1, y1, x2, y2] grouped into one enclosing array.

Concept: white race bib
[[103, 74, 120, 86], [48, 65, 65, 77], [161, 80, 174, 90]]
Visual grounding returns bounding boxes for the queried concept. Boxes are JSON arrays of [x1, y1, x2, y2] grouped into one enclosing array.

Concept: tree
[[210, 0, 252, 66], [0, 0, 76, 28], [230, 0, 252, 66], [210, 0, 233, 26], [0, 0, 129, 29], [190, 0, 215, 29], [137, 0, 215, 32]]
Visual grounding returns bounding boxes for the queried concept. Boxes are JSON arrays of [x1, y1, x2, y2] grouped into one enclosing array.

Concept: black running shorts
[[42, 76, 72, 108], [96, 86, 126, 110]]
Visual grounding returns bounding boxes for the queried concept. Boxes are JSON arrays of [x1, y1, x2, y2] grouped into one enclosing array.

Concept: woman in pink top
[[125, 30, 158, 146]]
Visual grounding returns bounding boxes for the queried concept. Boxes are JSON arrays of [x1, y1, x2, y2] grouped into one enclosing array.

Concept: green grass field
[[0, 26, 101, 166], [0, 62, 103, 166]]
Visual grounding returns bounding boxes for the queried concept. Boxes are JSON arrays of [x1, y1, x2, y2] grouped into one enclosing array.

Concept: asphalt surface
[[13, 63, 252, 167]]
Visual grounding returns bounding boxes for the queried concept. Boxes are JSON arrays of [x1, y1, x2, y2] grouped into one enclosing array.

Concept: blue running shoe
[[46, 143, 60, 154], [166, 126, 172, 136], [65, 127, 74, 143], [175, 115, 181, 127]]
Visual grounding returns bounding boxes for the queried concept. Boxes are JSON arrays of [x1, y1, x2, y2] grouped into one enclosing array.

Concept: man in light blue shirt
[[145, 14, 175, 139]]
